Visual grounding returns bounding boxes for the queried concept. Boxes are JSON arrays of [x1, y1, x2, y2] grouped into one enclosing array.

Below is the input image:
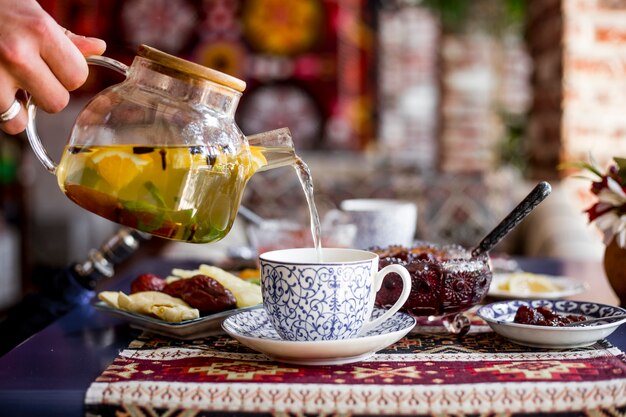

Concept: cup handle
[[359, 264, 411, 334]]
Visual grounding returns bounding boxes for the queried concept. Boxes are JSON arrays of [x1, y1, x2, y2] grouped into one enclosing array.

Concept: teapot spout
[[246, 127, 295, 173]]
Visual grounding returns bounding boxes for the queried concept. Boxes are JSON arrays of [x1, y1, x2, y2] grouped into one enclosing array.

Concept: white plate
[[477, 299, 626, 349], [222, 308, 416, 365], [94, 301, 262, 340], [488, 272, 587, 299]]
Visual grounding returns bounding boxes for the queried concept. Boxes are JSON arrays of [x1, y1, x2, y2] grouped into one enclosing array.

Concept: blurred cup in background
[[339, 199, 417, 249], [247, 216, 357, 255]]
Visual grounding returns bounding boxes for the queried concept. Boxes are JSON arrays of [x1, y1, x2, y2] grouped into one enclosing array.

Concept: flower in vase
[[564, 156, 626, 248]]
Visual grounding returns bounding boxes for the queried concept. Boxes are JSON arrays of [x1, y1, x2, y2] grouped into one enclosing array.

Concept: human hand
[[0, 0, 106, 135]]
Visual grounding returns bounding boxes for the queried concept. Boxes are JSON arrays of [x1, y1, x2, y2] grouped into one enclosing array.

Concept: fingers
[[40, 29, 107, 93], [0, 11, 106, 134], [40, 28, 107, 93], [39, 26, 93, 93], [33, 27, 106, 104], [0, 11, 71, 133], [17, 55, 70, 113], [66, 33, 107, 57]]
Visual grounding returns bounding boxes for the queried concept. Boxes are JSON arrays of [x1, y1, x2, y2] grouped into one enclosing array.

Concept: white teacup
[[259, 248, 412, 341], [339, 199, 418, 249]]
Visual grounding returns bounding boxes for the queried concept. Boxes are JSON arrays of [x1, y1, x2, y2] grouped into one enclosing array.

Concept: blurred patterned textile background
[[40, 0, 376, 152]]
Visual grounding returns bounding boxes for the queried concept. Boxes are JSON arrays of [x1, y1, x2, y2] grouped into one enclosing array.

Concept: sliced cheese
[[101, 290, 199, 322]]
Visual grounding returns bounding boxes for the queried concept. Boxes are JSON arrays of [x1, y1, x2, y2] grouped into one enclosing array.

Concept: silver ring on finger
[[0, 99, 21, 123]]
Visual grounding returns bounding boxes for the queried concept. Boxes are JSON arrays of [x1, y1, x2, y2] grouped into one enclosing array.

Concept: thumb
[[66, 32, 107, 57]]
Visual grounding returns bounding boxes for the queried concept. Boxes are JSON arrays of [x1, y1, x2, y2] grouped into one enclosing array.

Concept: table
[[0, 257, 624, 416]]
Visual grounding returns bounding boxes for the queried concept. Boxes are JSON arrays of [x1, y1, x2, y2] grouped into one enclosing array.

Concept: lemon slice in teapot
[[166, 146, 211, 170], [241, 146, 268, 177], [92, 149, 150, 189]]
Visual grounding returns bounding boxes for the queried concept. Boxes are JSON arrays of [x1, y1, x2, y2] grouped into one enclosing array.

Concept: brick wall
[[439, 33, 503, 173], [377, 6, 440, 172], [524, 0, 626, 250], [562, 0, 626, 168], [527, 0, 626, 178], [377, 3, 530, 175]]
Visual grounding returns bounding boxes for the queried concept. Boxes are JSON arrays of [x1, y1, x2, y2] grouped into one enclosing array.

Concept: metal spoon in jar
[[471, 181, 552, 258], [441, 182, 552, 337]]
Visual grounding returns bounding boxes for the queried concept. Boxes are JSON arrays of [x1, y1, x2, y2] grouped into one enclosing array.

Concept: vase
[[604, 237, 626, 307]]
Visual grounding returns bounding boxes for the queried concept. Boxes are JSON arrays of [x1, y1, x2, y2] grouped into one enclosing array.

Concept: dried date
[[130, 273, 166, 293], [161, 279, 187, 298], [163, 274, 236, 315], [513, 305, 586, 327]]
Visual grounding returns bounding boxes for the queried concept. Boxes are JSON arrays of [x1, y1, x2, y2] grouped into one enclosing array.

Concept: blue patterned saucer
[[222, 308, 416, 365], [477, 299, 626, 348]]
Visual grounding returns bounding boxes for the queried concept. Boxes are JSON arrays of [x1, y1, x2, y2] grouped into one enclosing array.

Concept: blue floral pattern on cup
[[261, 263, 373, 341]]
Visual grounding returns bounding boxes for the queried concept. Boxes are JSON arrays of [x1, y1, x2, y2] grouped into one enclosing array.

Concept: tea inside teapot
[[56, 143, 272, 243]]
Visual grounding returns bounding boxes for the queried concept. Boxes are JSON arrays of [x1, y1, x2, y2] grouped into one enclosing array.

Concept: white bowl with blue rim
[[477, 299, 626, 349]]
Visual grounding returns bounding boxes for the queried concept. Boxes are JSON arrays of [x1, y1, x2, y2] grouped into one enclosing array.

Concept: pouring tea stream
[[24, 45, 321, 246]]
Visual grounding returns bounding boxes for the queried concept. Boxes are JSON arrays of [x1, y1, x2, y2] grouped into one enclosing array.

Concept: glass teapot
[[25, 45, 295, 244]]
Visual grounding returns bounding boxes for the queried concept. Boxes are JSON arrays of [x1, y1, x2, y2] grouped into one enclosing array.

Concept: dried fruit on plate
[[513, 305, 586, 327], [169, 264, 262, 308], [98, 264, 261, 323], [130, 273, 166, 293], [163, 274, 236, 314]]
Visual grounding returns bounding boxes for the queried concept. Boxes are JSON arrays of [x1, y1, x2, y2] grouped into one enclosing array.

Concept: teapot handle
[[25, 55, 129, 174]]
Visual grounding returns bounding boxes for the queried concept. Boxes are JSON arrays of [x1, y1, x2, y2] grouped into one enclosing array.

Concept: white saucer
[[222, 308, 416, 365]]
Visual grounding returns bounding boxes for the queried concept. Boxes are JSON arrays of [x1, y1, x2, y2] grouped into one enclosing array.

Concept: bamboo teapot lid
[[137, 44, 246, 92]]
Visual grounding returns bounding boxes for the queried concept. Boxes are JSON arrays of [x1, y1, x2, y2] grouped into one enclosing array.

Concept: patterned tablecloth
[[85, 322, 626, 417]]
